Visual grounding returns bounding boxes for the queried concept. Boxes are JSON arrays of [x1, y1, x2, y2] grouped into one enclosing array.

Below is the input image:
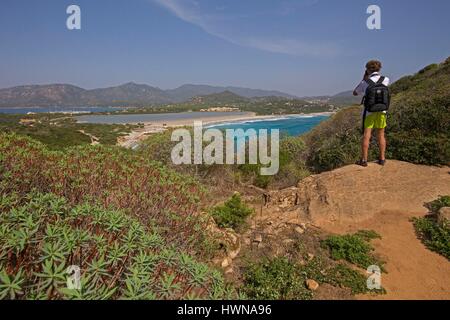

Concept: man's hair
[[366, 60, 382, 73]]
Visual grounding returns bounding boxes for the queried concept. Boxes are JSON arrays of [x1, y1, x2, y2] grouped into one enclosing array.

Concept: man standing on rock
[[353, 60, 390, 167]]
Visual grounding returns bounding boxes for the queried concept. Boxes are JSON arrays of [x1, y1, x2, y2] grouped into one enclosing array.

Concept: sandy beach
[[117, 111, 334, 149]]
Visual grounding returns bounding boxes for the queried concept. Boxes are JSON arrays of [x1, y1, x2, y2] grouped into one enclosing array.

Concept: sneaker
[[356, 159, 368, 167], [378, 159, 386, 166]]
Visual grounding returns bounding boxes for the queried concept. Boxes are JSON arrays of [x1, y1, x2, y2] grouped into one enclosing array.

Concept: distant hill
[[0, 82, 297, 108], [86, 82, 172, 106], [166, 84, 296, 102], [0, 83, 171, 108], [328, 90, 362, 106], [0, 84, 89, 108], [301, 90, 362, 107], [224, 86, 297, 99], [190, 90, 249, 105]]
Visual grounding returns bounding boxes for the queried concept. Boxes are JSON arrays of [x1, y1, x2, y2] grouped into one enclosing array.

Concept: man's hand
[[353, 90, 358, 96]]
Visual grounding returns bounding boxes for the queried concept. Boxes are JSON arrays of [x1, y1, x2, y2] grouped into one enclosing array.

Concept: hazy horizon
[[1, 0, 450, 96], [0, 81, 343, 98]]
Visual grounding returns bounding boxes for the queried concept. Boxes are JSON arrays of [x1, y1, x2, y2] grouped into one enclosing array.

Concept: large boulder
[[266, 160, 450, 225]]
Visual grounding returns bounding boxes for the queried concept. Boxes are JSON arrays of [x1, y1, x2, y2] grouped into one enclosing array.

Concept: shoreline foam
[[117, 111, 335, 149]]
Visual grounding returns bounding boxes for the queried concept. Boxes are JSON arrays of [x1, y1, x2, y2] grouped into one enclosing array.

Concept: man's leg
[[361, 128, 372, 161], [377, 128, 386, 161]]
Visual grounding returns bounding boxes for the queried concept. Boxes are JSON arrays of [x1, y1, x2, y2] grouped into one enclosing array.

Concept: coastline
[[117, 111, 334, 149]]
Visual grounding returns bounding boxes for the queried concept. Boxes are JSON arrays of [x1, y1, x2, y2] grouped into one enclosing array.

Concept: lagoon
[[76, 111, 250, 125]]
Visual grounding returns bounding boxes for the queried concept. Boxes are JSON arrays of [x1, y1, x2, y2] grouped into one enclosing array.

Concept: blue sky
[[0, 0, 449, 96]]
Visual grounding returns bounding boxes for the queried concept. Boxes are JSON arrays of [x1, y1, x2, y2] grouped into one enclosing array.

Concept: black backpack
[[361, 76, 390, 133], [363, 76, 390, 112]]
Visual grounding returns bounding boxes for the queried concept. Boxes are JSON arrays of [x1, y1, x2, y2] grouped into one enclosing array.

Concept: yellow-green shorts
[[364, 112, 387, 129]]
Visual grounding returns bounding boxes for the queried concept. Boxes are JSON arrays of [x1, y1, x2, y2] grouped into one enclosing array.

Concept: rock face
[[306, 279, 319, 291], [253, 234, 263, 243], [265, 161, 450, 225], [205, 218, 241, 270], [437, 207, 450, 226]]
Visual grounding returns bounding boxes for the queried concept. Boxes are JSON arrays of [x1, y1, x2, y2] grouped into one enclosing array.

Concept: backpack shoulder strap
[[366, 78, 377, 86], [376, 76, 385, 85]]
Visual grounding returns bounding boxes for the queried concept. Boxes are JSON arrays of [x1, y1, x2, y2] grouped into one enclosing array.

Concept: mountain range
[[0, 82, 359, 108], [0, 82, 301, 108]]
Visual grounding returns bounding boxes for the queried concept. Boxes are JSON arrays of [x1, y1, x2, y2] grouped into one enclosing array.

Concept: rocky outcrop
[[438, 207, 450, 227], [205, 217, 241, 273], [264, 160, 450, 225]]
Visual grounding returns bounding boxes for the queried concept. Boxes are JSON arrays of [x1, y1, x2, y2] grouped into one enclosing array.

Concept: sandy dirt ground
[[262, 161, 450, 300], [323, 210, 450, 300]]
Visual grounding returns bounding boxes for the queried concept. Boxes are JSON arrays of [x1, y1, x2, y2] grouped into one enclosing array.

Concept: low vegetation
[[209, 194, 253, 230], [0, 114, 138, 150], [0, 133, 211, 251], [413, 196, 450, 260], [138, 129, 311, 191], [425, 195, 450, 214], [0, 133, 237, 299], [321, 230, 384, 270], [242, 257, 312, 300], [241, 256, 380, 300], [0, 193, 230, 299]]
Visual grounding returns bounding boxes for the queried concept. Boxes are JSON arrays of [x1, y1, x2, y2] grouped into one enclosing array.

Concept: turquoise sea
[[207, 114, 330, 137], [76, 112, 330, 137], [75, 112, 330, 137]]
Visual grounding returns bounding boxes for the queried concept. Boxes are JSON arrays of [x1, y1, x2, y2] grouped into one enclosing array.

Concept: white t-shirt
[[354, 72, 390, 115]]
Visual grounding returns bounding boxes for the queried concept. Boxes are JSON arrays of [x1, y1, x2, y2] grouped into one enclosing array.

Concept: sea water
[[207, 114, 330, 137]]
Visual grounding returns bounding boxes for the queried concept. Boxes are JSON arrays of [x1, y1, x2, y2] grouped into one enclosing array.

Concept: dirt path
[[258, 160, 450, 299], [322, 210, 450, 300], [77, 130, 100, 145]]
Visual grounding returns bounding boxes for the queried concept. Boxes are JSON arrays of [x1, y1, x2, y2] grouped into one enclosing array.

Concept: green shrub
[[0, 192, 230, 300], [304, 106, 363, 172], [387, 131, 450, 165], [413, 217, 450, 260], [242, 256, 383, 300], [426, 195, 450, 214], [326, 264, 384, 295], [242, 257, 312, 300], [279, 136, 306, 161], [275, 137, 310, 187], [413, 196, 450, 260], [322, 230, 384, 270], [253, 174, 271, 189], [138, 130, 177, 164], [210, 194, 253, 229]]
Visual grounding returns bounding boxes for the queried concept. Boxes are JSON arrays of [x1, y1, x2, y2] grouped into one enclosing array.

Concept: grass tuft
[[413, 196, 450, 260], [321, 230, 384, 270]]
